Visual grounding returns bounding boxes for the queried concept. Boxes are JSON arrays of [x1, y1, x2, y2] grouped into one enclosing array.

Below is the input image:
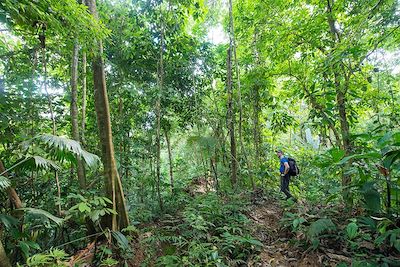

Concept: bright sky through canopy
[[207, 24, 228, 44]]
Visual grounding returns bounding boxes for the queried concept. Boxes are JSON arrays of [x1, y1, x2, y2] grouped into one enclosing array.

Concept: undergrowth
[[280, 201, 400, 266], [141, 192, 263, 266]]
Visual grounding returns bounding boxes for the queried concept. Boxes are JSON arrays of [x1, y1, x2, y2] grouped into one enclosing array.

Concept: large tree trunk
[[227, 47, 237, 187], [0, 238, 12, 267], [86, 0, 129, 230], [70, 41, 86, 189]]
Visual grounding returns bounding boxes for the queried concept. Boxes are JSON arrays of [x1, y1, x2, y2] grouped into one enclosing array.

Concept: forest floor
[[247, 193, 351, 267], [128, 186, 355, 266]]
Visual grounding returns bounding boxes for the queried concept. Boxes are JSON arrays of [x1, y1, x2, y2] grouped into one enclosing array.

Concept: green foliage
[[145, 193, 261, 266], [112, 231, 133, 260], [307, 218, 336, 248], [0, 0, 108, 43], [19, 208, 63, 226], [0, 175, 11, 190], [68, 194, 116, 224], [25, 249, 69, 267], [346, 221, 359, 240], [1, 0, 400, 265], [0, 213, 19, 229], [100, 258, 119, 267], [375, 229, 400, 253], [32, 134, 100, 168]]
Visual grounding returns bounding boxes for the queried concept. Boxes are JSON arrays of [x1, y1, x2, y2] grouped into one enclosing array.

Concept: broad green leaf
[[19, 208, 64, 225], [78, 202, 91, 213], [346, 222, 358, 240], [0, 213, 19, 229], [328, 148, 345, 162], [338, 152, 381, 165]]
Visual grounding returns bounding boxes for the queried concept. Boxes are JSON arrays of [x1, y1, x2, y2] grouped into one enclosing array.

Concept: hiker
[[276, 149, 295, 201]]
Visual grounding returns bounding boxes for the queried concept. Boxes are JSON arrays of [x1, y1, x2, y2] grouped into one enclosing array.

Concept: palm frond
[[0, 213, 19, 229], [18, 208, 64, 225], [0, 175, 11, 191], [35, 134, 100, 168], [13, 156, 60, 172]]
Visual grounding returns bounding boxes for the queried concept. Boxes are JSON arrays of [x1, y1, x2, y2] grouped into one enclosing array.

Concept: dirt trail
[[248, 198, 322, 267]]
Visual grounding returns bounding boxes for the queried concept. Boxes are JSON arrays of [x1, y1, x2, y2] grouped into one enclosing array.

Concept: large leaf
[[360, 182, 381, 212], [328, 148, 345, 162], [112, 231, 132, 254], [377, 132, 394, 147], [19, 208, 64, 225], [0, 175, 11, 191], [383, 148, 400, 169], [338, 152, 381, 165], [35, 134, 100, 168], [346, 222, 359, 240], [13, 156, 60, 172], [0, 213, 19, 229]]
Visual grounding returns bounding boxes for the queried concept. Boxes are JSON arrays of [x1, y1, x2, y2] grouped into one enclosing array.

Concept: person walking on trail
[[276, 149, 295, 201]]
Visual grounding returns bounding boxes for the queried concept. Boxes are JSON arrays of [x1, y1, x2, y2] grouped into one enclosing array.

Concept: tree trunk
[[327, 0, 352, 206], [336, 85, 351, 152], [70, 41, 86, 189], [155, 13, 165, 211], [164, 128, 174, 193], [210, 157, 219, 192], [42, 43, 56, 135], [251, 31, 261, 190], [252, 83, 260, 190], [306, 87, 342, 147], [86, 0, 129, 230], [229, 0, 244, 161], [227, 47, 237, 187], [0, 239, 11, 267], [81, 51, 87, 146]]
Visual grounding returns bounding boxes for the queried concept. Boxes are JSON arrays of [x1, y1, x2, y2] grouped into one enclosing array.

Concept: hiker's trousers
[[280, 174, 293, 199]]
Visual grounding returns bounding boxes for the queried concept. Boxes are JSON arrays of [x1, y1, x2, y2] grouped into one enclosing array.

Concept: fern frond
[[307, 218, 336, 240]]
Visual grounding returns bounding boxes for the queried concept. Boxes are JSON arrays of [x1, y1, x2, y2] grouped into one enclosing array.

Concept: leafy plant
[[375, 229, 400, 253], [68, 194, 116, 224], [100, 257, 119, 267], [345, 221, 359, 240], [25, 249, 69, 267], [307, 218, 337, 249]]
